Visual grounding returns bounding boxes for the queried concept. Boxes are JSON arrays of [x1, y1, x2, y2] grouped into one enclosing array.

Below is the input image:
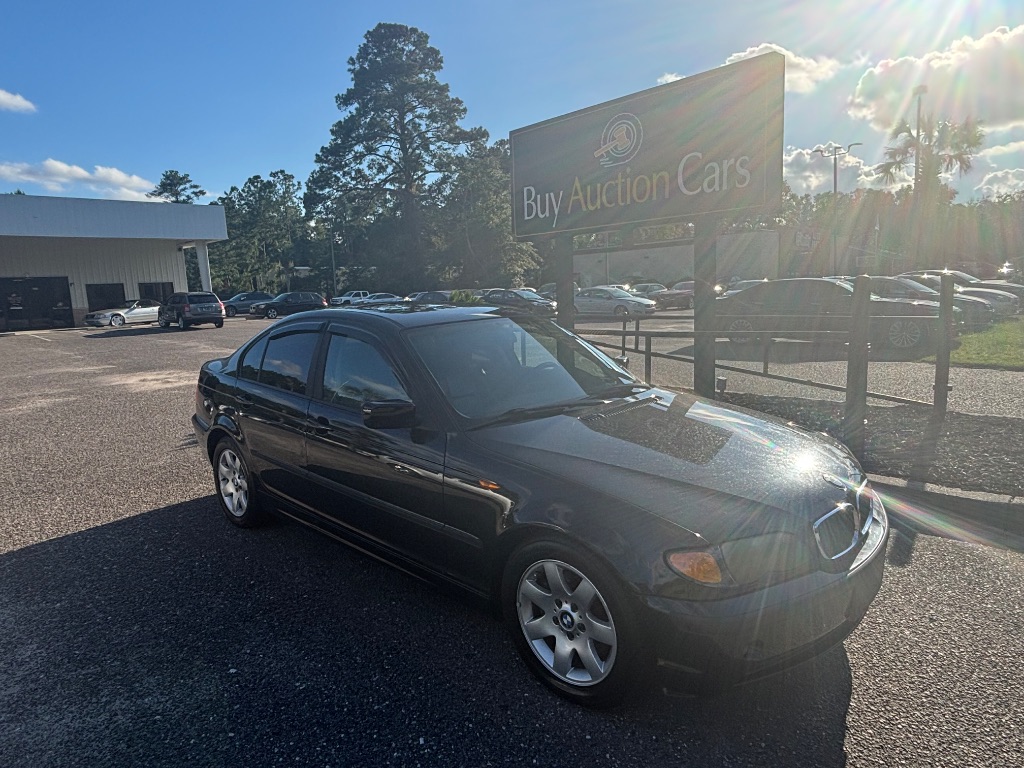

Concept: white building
[[0, 194, 227, 330]]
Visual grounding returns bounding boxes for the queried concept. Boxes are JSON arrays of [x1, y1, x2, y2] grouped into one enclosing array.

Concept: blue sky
[[3, 0, 1024, 204]]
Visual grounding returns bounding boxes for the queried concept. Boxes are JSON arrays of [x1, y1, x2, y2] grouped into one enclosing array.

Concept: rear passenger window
[[239, 337, 268, 382], [258, 330, 319, 394]]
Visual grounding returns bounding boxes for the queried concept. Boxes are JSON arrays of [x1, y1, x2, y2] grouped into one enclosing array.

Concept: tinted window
[[321, 335, 408, 408], [239, 336, 268, 382], [258, 330, 320, 394], [187, 293, 218, 303]]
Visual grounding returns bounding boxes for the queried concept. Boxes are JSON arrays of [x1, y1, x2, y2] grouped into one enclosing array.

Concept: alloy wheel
[[217, 448, 249, 518], [516, 559, 618, 686]]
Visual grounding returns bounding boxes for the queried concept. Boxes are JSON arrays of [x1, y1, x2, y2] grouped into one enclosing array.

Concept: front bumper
[[643, 508, 888, 690], [83, 317, 111, 327]]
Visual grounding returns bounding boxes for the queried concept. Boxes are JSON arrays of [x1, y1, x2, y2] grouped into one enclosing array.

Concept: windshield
[[406, 316, 639, 420], [604, 288, 635, 299], [899, 278, 938, 295]]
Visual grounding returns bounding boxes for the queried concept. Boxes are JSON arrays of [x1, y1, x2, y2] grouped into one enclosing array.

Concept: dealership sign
[[510, 52, 784, 239]]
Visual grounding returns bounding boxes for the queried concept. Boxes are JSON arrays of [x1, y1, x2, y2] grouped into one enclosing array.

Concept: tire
[[727, 318, 756, 343], [110, 314, 125, 327], [266, 308, 279, 319], [226, 306, 237, 317], [613, 305, 628, 317], [886, 318, 926, 351], [158, 315, 169, 328], [213, 438, 266, 528], [177, 315, 188, 330], [214, 320, 224, 328], [502, 540, 642, 707]]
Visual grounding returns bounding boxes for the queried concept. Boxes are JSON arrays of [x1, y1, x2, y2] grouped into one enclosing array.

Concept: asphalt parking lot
[[1, 318, 1022, 767]]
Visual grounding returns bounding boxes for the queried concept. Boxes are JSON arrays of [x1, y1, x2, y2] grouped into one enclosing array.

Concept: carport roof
[[0, 194, 227, 242]]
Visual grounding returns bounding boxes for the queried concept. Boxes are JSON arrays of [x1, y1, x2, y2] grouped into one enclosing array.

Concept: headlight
[[667, 532, 811, 587]]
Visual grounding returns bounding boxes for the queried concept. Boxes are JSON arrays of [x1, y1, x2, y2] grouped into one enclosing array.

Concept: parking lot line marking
[[28, 334, 53, 342]]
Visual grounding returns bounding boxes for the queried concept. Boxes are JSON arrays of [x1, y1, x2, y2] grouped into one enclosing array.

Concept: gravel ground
[[1, 323, 1023, 767]]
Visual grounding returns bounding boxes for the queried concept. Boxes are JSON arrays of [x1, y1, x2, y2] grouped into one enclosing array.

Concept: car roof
[[280, 303, 508, 330]]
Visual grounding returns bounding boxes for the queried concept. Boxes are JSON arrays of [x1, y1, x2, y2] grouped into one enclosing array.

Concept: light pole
[[912, 84, 928, 269], [328, 232, 338, 296], [816, 142, 862, 274]]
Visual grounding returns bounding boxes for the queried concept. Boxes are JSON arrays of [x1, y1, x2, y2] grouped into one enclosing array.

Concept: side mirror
[[613, 354, 630, 369], [362, 399, 417, 429]]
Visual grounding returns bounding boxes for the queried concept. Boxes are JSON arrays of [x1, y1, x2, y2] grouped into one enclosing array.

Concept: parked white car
[[575, 286, 656, 317], [330, 290, 369, 306], [83, 299, 162, 327]]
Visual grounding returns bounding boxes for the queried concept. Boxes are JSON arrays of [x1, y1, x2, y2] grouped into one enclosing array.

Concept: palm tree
[[876, 115, 984, 266], [876, 116, 985, 199]]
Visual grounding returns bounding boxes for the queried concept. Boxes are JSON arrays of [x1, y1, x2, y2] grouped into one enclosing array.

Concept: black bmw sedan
[[192, 304, 888, 706]]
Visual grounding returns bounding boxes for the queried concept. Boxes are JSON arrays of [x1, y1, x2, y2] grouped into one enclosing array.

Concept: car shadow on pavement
[[0, 497, 854, 767]]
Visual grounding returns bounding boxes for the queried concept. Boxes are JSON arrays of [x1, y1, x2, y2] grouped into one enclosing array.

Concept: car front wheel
[[613, 305, 628, 317], [727, 318, 757, 343], [886, 318, 926, 350], [266, 308, 278, 319], [213, 438, 266, 528], [226, 306, 237, 317], [110, 314, 125, 327], [503, 540, 641, 707], [158, 315, 169, 328]]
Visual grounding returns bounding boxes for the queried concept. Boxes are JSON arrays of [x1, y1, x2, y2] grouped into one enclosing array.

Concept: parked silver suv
[[158, 292, 225, 330]]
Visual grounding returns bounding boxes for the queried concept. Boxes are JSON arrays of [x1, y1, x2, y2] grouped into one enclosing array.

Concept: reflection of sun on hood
[[470, 389, 860, 541]]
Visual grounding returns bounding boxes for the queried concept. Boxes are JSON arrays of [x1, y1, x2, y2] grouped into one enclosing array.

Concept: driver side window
[[321, 334, 408, 409]]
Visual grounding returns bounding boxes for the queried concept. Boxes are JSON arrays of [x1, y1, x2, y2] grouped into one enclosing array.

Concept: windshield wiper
[[469, 384, 650, 430]]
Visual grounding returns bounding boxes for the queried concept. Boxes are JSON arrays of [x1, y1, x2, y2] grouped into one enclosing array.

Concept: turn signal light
[[667, 551, 723, 584]]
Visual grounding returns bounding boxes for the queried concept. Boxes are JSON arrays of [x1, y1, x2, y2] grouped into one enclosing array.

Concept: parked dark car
[[713, 277, 947, 351], [864, 275, 994, 330], [157, 292, 224, 329], [222, 291, 274, 317], [479, 288, 556, 316], [408, 290, 452, 304], [192, 305, 888, 706], [900, 269, 1024, 303], [250, 291, 328, 319], [632, 283, 693, 309]]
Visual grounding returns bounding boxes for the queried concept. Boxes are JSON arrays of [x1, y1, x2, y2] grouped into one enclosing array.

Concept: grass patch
[[939, 317, 1024, 370]]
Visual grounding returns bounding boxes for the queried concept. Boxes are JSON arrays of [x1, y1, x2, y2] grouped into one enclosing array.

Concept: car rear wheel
[[727, 318, 757, 343], [503, 540, 641, 707], [226, 306, 237, 317], [177, 315, 188, 330], [213, 439, 266, 528], [266, 308, 278, 319], [110, 314, 125, 327], [886, 318, 926, 350]]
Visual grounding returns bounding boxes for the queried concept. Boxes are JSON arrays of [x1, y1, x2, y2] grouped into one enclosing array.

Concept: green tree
[[306, 23, 486, 287], [876, 116, 984, 267], [429, 139, 539, 288], [209, 171, 306, 294], [147, 170, 206, 203]]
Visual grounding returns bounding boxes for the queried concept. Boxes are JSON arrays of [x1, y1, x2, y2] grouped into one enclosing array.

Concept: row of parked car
[[710, 270, 1023, 352]]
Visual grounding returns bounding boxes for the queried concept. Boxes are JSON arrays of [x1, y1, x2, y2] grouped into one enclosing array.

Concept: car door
[[133, 299, 161, 323], [231, 320, 322, 506], [303, 323, 456, 575]]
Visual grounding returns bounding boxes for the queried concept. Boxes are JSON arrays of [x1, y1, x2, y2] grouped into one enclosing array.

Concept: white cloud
[[979, 140, 1024, 160], [0, 158, 154, 200], [726, 43, 842, 94], [0, 88, 36, 113], [657, 44, 841, 92], [783, 145, 884, 195], [850, 25, 1024, 132], [973, 168, 1024, 198]]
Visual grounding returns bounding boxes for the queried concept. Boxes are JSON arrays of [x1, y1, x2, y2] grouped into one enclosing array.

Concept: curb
[[868, 472, 1024, 551]]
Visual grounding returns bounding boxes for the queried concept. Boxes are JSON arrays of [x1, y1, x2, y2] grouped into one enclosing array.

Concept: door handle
[[309, 415, 330, 436]]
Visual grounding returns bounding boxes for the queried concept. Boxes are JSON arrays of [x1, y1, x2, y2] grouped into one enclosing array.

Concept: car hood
[[468, 389, 860, 542]]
